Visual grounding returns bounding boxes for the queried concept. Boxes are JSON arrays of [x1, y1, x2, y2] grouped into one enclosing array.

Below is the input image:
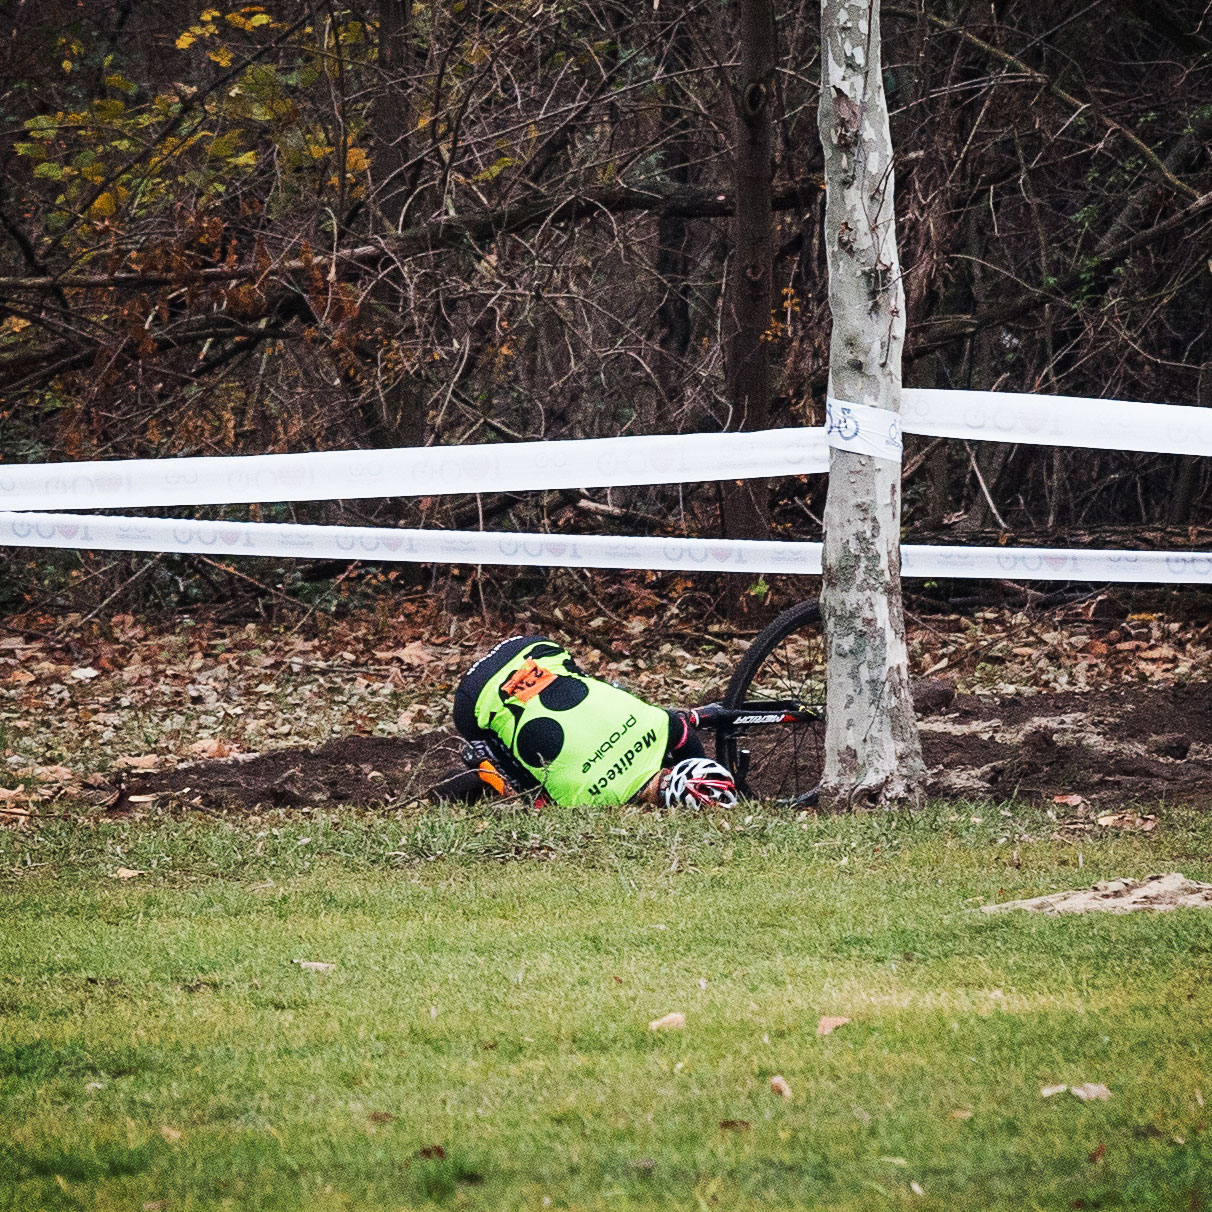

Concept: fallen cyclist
[[430, 635, 738, 810]]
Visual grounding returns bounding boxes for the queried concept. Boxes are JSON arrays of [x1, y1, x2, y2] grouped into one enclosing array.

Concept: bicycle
[[429, 598, 827, 808], [699, 597, 825, 807]]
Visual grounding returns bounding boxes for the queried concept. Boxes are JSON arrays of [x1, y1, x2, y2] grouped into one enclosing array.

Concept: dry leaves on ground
[[816, 1015, 850, 1037], [1041, 1083, 1112, 1101], [770, 1075, 793, 1099], [1096, 812, 1158, 832], [648, 1012, 685, 1031]]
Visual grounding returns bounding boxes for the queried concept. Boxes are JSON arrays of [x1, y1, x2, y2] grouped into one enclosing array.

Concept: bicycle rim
[[716, 600, 825, 806]]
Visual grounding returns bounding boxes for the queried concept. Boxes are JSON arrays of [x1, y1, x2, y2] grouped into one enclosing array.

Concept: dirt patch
[[127, 731, 463, 810], [921, 680, 1212, 806], [983, 872, 1212, 914], [123, 680, 1212, 812]]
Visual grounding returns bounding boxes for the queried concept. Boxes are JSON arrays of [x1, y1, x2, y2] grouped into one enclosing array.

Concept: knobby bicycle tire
[[716, 599, 826, 806]]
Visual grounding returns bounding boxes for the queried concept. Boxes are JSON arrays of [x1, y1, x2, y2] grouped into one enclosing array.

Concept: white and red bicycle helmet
[[660, 758, 738, 810]]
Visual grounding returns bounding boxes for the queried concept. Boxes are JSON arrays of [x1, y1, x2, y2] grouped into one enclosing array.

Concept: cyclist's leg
[[665, 709, 706, 763], [429, 766, 496, 803]]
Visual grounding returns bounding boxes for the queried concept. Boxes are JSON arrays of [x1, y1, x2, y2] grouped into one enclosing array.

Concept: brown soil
[[920, 680, 1212, 807], [121, 680, 1212, 812], [127, 731, 464, 811]]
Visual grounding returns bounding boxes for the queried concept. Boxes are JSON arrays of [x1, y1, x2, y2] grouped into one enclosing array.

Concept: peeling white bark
[[817, 0, 925, 809]]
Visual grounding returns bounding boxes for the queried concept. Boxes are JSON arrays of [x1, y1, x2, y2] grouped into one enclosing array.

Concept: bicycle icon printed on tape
[[826, 403, 860, 441]]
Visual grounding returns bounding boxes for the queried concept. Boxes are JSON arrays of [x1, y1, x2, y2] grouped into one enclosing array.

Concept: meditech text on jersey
[[585, 726, 660, 798], [582, 714, 642, 774]]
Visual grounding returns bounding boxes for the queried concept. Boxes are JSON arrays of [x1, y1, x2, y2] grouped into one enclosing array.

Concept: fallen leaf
[[115, 754, 159, 770], [416, 1144, 446, 1160], [1088, 1142, 1106, 1163], [1096, 812, 1158, 833], [0, 785, 26, 802], [112, 867, 144, 880], [188, 738, 234, 759], [126, 794, 158, 804], [648, 1012, 685, 1031], [817, 1015, 850, 1037], [7, 669, 35, 685], [1041, 1084, 1069, 1098], [770, 1075, 793, 1100], [159, 1126, 182, 1142], [1071, 1083, 1112, 1102], [1053, 794, 1087, 808], [293, 960, 336, 972], [70, 666, 100, 680], [32, 764, 75, 782], [368, 1110, 395, 1124], [719, 1119, 751, 1132], [948, 1108, 973, 1120], [911, 1181, 925, 1196]]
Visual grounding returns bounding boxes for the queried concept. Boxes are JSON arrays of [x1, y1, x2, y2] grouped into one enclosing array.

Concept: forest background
[[2, 0, 1211, 620]]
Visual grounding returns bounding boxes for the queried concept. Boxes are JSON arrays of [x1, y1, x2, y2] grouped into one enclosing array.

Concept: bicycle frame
[[688, 701, 823, 730], [690, 700, 824, 807]]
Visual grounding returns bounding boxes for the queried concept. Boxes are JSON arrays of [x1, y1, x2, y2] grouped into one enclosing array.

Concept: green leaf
[[33, 162, 64, 180]]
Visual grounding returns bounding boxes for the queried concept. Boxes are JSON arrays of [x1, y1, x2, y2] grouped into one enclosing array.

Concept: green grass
[[2, 804, 1211, 1211]]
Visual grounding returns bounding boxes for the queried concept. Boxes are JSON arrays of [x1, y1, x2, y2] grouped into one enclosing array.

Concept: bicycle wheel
[[716, 599, 826, 806]]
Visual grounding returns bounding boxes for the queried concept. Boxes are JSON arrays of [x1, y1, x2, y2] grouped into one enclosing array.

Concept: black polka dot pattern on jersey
[[517, 717, 565, 766], [538, 676, 589, 712]]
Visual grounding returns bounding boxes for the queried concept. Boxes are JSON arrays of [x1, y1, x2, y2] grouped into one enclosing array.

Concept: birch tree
[[816, 0, 925, 808]]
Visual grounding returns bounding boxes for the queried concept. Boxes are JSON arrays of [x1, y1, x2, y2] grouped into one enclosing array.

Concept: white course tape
[[902, 388, 1212, 456], [4, 511, 1212, 583], [5, 390, 1211, 514], [0, 512, 819, 574], [900, 544, 1212, 585], [0, 427, 829, 513], [826, 398, 903, 461]]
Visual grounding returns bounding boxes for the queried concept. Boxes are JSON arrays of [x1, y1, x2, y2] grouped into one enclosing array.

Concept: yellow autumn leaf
[[175, 31, 196, 49], [344, 146, 370, 173], [248, 13, 271, 26], [229, 150, 256, 167], [88, 192, 118, 218], [208, 46, 234, 67], [62, 59, 73, 73], [201, 7, 221, 19], [4, 317, 32, 333]]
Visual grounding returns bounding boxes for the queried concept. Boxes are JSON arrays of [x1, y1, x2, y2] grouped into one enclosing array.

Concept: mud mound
[[125, 681, 1212, 812], [983, 873, 1212, 914], [922, 681, 1212, 806], [130, 730, 462, 810]]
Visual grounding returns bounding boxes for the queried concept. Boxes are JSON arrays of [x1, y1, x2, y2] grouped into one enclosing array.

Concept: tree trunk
[[817, 0, 925, 809], [371, 0, 427, 450], [720, 0, 776, 543]]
